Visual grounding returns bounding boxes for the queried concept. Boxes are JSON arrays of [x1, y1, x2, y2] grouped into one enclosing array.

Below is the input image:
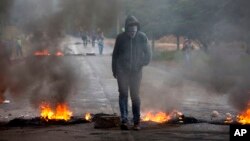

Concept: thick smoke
[[0, 43, 11, 103], [140, 46, 250, 113], [140, 23, 250, 113], [140, 66, 185, 112], [188, 45, 250, 110], [3, 0, 248, 114], [184, 19, 250, 111], [0, 0, 120, 108]]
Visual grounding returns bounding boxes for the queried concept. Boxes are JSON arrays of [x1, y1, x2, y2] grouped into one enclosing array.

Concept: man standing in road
[[112, 15, 151, 130]]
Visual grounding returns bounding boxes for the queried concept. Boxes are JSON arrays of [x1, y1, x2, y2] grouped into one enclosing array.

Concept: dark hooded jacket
[[112, 16, 151, 76]]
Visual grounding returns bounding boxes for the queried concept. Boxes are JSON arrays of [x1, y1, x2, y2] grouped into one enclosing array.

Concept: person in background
[[81, 31, 88, 47], [97, 32, 104, 55], [16, 37, 23, 57], [91, 31, 96, 48], [182, 38, 194, 67]]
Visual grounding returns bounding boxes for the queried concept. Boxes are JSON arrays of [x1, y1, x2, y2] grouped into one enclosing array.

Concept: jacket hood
[[125, 15, 140, 31]]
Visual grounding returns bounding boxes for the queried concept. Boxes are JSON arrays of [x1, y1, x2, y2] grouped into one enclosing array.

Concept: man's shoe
[[133, 124, 141, 131], [120, 123, 129, 130]]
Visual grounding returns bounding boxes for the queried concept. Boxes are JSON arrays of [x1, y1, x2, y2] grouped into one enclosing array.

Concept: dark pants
[[83, 40, 88, 47], [117, 70, 142, 125], [82, 37, 88, 47], [92, 40, 95, 47]]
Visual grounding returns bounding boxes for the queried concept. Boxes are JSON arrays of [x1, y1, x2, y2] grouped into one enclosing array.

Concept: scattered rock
[[93, 113, 119, 129], [211, 110, 220, 120]]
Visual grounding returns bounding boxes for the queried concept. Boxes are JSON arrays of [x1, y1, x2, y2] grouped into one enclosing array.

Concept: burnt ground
[[0, 37, 236, 141]]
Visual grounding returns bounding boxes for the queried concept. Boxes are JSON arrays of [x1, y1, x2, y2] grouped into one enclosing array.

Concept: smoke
[[183, 18, 250, 111], [140, 44, 250, 113], [189, 45, 250, 110], [6, 56, 77, 108], [0, 0, 120, 108], [139, 59, 187, 112], [9, 0, 120, 36], [2, 0, 248, 114], [140, 4, 250, 112], [0, 42, 11, 102]]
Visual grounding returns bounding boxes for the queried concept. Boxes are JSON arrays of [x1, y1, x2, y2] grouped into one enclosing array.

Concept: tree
[[0, 0, 13, 36], [121, 0, 250, 51]]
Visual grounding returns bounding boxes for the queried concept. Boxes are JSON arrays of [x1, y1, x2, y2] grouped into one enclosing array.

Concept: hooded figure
[[112, 15, 151, 130]]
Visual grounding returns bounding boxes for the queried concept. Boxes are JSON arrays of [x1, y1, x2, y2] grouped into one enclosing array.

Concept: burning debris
[[6, 110, 93, 127], [84, 112, 92, 122], [208, 109, 250, 125], [236, 102, 250, 125], [5, 113, 115, 127], [34, 49, 64, 56], [34, 49, 51, 56], [208, 102, 250, 125], [142, 112, 171, 123], [7, 116, 90, 127], [55, 51, 64, 56], [40, 102, 72, 122], [3, 109, 250, 128], [142, 110, 199, 124]]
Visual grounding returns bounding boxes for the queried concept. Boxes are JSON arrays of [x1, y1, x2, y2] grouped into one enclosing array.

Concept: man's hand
[[113, 73, 117, 79]]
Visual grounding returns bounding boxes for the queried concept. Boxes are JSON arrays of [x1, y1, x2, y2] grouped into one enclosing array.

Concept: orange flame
[[84, 112, 92, 121], [40, 102, 72, 121], [237, 103, 250, 125], [55, 51, 64, 56], [34, 49, 50, 56], [142, 112, 171, 123], [142, 110, 183, 123]]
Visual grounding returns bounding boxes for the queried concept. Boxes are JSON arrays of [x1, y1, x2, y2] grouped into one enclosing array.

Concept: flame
[[40, 102, 72, 121], [34, 49, 50, 56], [55, 51, 64, 56], [142, 112, 171, 123], [237, 103, 250, 125], [34, 50, 64, 56], [142, 110, 183, 123], [84, 112, 92, 121]]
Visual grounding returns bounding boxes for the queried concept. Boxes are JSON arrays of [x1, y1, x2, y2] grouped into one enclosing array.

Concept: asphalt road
[[0, 36, 235, 141]]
